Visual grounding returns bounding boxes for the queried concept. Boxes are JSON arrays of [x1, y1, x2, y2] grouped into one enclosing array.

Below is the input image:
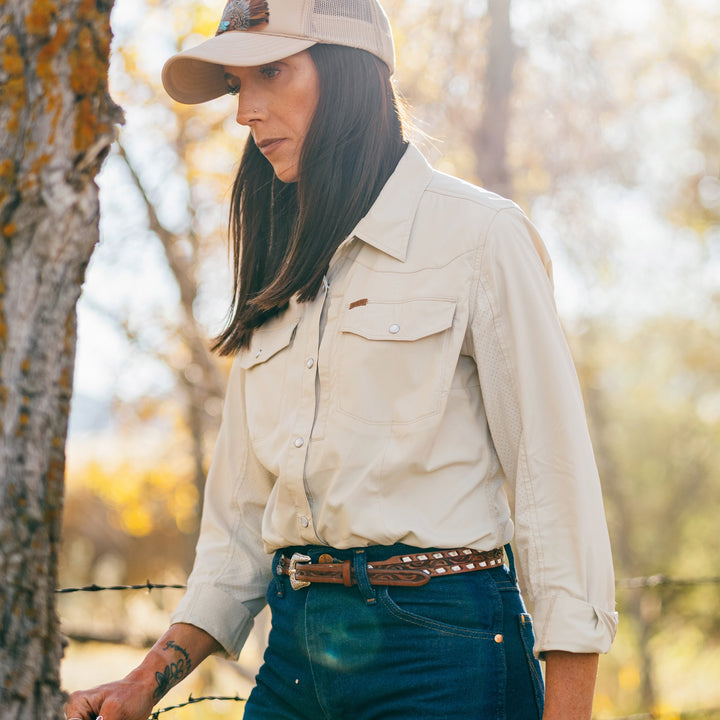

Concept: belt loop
[[272, 552, 285, 598], [504, 543, 517, 584], [353, 549, 376, 604], [342, 559, 352, 587]]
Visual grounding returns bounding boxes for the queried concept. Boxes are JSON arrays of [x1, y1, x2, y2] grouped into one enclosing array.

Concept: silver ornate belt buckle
[[288, 552, 311, 590]]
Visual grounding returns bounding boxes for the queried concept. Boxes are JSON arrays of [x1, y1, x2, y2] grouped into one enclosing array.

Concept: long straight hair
[[212, 44, 407, 355]]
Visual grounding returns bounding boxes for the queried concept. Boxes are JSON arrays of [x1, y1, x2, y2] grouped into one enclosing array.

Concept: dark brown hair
[[212, 44, 407, 355]]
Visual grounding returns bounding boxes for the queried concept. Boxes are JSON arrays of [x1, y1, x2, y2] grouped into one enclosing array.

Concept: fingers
[[65, 679, 154, 720], [64, 688, 105, 720]]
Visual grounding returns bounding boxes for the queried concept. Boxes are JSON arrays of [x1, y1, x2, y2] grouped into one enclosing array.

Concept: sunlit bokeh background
[[59, 0, 720, 717]]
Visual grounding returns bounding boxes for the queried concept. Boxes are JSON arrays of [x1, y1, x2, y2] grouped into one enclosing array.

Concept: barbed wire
[[56, 575, 720, 595], [142, 694, 720, 720], [616, 574, 720, 590], [53, 578, 720, 720], [56, 576, 720, 719], [149, 694, 245, 719], [55, 581, 186, 594]]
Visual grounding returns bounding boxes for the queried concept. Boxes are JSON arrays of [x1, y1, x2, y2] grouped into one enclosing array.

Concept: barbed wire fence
[[616, 575, 720, 590], [145, 692, 720, 720], [56, 573, 720, 595], [56, 581, 187, 595], [56, 574, 720, 720]]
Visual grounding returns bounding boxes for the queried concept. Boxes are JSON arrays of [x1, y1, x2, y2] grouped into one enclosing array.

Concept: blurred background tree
[[59, 0, 720, 717]]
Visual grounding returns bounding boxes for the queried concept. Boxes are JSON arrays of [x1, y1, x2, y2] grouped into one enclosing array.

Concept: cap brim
[[162, 32, 316, 104]]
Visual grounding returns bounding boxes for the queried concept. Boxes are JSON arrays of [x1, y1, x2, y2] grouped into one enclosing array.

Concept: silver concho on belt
[[216, 0, 270, 35]]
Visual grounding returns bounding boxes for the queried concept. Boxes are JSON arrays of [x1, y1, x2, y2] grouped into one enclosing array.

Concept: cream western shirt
[[171, 144, 618, 658]]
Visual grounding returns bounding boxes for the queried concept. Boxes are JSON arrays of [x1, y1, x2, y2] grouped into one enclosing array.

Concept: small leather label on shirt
[[349, 298, 368, 310]]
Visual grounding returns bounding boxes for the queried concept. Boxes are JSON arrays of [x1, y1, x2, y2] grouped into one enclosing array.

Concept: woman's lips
[[257, 138, 285, 155]]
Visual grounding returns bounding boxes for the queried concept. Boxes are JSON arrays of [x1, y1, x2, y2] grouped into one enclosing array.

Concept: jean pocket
[[517, 613, 545, 717], [378, 571, 501, 638]]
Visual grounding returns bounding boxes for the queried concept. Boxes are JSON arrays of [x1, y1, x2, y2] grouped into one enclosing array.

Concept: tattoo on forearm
[[153, 641, 193, 701], [162, 639, 192, 669]]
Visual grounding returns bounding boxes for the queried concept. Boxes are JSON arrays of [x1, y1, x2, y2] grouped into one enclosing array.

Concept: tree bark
[[0, 0, 121, 716]]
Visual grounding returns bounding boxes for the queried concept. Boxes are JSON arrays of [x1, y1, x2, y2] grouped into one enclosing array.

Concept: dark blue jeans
[[243, 545, 544, 719]]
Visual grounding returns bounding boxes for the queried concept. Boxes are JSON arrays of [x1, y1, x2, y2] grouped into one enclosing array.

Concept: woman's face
[[224, 50, 320, 183]]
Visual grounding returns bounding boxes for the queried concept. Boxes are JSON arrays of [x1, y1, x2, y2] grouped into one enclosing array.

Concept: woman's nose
[[235, 92, 265, 126]]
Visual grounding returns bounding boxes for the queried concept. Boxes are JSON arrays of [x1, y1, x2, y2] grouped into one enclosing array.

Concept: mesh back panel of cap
[[313, 0, 372, 22], [308, 0, 387, 58]]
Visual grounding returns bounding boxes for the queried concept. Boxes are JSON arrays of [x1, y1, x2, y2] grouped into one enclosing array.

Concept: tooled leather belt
[[277, 547, 505, 590]]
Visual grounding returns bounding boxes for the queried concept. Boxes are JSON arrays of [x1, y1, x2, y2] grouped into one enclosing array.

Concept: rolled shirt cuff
[[170, 582, 264, 659], [532, 595, 618, 657]]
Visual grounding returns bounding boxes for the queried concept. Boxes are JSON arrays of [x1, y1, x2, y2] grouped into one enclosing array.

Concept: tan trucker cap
[[162, 0, 395, 104]]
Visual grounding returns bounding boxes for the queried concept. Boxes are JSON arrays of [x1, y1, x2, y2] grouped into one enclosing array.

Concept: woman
[[66, 0, 617, 718]]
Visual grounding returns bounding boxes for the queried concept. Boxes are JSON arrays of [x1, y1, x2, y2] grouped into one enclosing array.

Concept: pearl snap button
[[294, 437, 304, 448], [300, 516, 309, 528], [389, 323, 400, 334], [306, 358, 314, 369]]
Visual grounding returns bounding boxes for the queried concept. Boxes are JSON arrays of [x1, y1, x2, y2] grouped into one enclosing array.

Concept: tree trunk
[[474, 0, 516, 198], [0, 0, 121, 716]]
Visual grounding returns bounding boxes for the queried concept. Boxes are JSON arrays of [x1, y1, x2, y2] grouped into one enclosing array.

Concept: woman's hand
[[64, 623, 223, 720], [64, 674, 156, 720]]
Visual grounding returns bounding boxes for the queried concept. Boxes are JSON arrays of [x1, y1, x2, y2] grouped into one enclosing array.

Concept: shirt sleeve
[[170, 357, 275, 659], [469, 205, 618, 655]]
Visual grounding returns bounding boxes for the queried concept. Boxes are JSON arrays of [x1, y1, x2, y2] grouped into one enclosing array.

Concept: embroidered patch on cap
[[216, 0, 270, 35]]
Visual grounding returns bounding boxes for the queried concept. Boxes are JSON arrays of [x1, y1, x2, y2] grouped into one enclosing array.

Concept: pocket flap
[[341, 299, 456, 341], [238, 318, 299, 369]]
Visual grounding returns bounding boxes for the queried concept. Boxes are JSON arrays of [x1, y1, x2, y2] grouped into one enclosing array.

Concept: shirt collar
[[350, 144, 434, 262]]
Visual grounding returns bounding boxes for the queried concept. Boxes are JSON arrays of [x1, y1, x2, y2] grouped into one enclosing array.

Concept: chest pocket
[[238, 318, 299, 442], [337, 298, 457, 425]]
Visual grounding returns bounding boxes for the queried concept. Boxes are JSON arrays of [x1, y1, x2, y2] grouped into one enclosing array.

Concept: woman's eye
[[260, 66, 280, 79], [223, 73, 241, 95]]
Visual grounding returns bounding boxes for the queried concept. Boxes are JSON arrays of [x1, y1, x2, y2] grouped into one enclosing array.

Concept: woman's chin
[[273, 166, 299, 184]]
